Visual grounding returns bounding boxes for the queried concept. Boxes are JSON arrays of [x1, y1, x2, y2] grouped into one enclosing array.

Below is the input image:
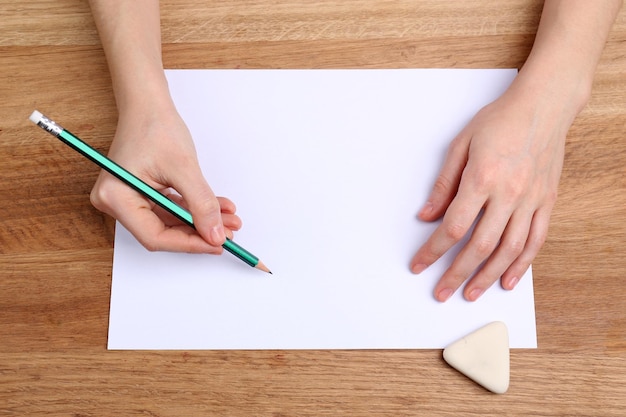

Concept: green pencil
[[29, 110, 271, 274]]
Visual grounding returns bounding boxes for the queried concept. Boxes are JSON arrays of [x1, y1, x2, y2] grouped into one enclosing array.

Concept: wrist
[[507, 65, 591, 130], [112, 68, 176, 115]]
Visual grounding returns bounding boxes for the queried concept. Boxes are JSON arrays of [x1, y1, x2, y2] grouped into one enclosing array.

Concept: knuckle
[[530, 230, 548, 250], [471, 169, 497, 194], [474, 237, 497, 258], [510, 237, 526, 256], [504, 180, 526, 203], [193, 193, 220, 215], [90, 183, 112, 212], [502, 237, 526, 258], [515, 233, 547, 265], [432, 175, 453, 196], [444, 222, 467, 241]]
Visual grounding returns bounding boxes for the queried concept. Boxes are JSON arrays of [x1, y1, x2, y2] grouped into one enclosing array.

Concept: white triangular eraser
[[443, 321, 510, 394]]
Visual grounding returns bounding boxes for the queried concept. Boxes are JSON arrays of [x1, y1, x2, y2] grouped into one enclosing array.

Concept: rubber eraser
[[29, 110, 43, 124], [443, 321, 510, 394]]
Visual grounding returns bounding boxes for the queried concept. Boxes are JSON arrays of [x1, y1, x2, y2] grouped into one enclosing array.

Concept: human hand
[[90, 106, 242, 253], [410, 87, 569, 302]]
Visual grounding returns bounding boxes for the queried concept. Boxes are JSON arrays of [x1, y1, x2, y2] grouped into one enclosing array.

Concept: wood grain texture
[[1, 1, 624, 415]]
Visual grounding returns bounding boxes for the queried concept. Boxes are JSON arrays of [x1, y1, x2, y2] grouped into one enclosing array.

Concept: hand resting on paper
[[408, 0, 621, 302], [410, 84, 566, 302], [90, 107, 242, 254]]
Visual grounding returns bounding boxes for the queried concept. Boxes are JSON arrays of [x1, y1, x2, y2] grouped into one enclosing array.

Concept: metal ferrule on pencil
[[31, 111, 63, 137]]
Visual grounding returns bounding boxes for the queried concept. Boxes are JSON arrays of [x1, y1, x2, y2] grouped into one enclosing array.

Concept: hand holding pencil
[[31, 109, 271, 273], [83, 0, 258, 264], [89, 107, 243, 255]]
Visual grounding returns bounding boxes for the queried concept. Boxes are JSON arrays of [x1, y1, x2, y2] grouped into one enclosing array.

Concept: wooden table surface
[[1, 1, 625, 415]]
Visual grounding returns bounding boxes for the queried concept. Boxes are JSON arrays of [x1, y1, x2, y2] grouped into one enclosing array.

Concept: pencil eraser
[[29, 110, 43, 125], [443, 321, 510, 394]]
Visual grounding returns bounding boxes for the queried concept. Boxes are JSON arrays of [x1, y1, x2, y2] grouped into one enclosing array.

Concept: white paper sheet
[[108, 69, 537, 350]]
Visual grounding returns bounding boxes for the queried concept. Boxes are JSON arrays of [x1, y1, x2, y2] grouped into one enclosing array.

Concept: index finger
[[410, 191, 485, 274]]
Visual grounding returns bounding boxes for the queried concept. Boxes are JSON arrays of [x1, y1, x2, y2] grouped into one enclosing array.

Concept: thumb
[[419, 133, 470, 221], [175, 169, 226, 247]]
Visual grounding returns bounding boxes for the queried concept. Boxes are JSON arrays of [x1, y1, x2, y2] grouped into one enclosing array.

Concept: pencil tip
[[255, 261, 272, 274]]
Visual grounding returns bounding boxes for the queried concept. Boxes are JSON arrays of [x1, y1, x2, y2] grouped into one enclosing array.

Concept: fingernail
[[468, 288, 483, 301], [506, 276, 520, 290], [419, 201, 433, 218], [211, 225, 225, 243], [411, 263, 428, 274], [437, 288, 453, 302]]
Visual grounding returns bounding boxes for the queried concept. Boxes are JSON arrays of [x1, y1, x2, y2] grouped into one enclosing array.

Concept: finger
[[221, 212, 242, 233], [462, 210, 532, 301], [161, 194, 238, 218], [410, 186, 485, 275], [216, 196, 237, 215], [152, 193, 241, 240], [173, 166, 226, 247], [501, 206, 552, 290], [115, 195, 222, 254], [431, 201, 512, 301], [203, 196, 241, 232], [419, 131, 470, 221], [92, 173, 223, 253], [129, 217, 223, 253]]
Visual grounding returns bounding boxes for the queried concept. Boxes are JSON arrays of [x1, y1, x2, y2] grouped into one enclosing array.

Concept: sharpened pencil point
[[256, 260, 272, 274]]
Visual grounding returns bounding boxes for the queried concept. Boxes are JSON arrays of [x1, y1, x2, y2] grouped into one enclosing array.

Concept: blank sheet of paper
[[108, 69, 537, 350]]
